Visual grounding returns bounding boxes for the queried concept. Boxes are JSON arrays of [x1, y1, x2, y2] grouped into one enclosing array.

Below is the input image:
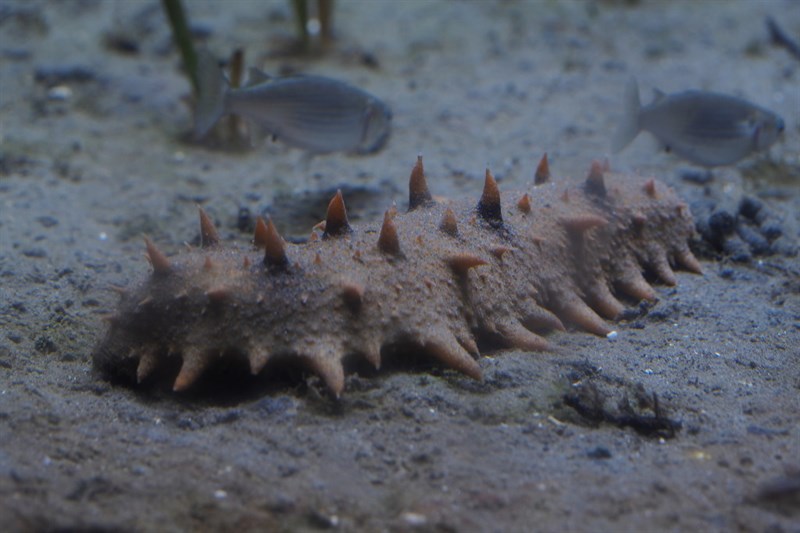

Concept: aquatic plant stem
[[319, 0, 334, 48], [162, 0, 199, 94], [227, 48, 247, 144], [291, 0, 310, 53]]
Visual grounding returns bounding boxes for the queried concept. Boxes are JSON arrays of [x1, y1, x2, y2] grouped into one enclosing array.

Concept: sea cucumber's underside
[[93, 155, 702, 396]]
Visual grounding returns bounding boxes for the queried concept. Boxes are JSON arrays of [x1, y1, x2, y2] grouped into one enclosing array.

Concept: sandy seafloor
[[1, 0, 799, 531]]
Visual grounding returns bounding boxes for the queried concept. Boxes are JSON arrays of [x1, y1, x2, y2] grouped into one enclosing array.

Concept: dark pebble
[[737, 226, 770, 255], [694, 193, 793, 259], [36, 216, 58, 228], [190, 23, 213, 39], [722, 236, 751, 262], [587, 446, 612, 459], [680, 168, 713, 184], [34, 336, 57, 354], [738, 196, 762, 219], [760, 222, 783, 241], [359, 51, 380, 69], [237, 206, 252, 233], [753, 207, 771, 226], [103, 33, 140, 55], [411, 452, 431, 464], [22, 247, 47, 258], [285, 235, 309, 245], [770, 239, 798, 257], [34, 65, 96, 86], [708, 210, 736, 237]]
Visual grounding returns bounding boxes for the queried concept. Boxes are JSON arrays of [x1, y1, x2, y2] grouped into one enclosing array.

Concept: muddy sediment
[[1, 1, 798, 531]]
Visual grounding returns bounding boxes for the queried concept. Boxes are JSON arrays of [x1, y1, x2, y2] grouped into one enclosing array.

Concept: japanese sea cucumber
[[93, 155, 702, 396]]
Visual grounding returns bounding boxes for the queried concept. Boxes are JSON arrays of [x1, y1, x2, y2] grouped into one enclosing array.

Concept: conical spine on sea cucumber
[[92, 154, 701, 397]]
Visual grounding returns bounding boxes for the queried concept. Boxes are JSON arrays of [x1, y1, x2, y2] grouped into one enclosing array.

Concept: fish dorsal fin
[[651, 88, 667, 103], [245, 67, 271, 87]]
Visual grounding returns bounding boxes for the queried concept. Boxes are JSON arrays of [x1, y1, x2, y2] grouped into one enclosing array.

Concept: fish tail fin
[[611, 76, 642, 153], [193, 50, 229, 139]]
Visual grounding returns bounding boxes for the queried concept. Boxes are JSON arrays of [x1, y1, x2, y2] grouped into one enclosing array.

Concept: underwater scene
[[1, 1, 798, 530]]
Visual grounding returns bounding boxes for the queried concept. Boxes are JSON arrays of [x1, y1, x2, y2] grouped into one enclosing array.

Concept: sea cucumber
[[93, 155, 702, 396]]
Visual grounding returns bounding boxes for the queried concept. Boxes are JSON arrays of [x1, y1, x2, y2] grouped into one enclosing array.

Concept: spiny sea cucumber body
[[93, 155, 702, 396]]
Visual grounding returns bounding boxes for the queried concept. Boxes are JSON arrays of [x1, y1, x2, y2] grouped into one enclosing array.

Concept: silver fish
[[612, 78, 785, 167], [194, 51, 392, 154]]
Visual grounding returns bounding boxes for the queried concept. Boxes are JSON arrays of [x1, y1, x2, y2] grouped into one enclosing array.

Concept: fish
[[193, 51, 392, 154], [612, 78, 785, 167]]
